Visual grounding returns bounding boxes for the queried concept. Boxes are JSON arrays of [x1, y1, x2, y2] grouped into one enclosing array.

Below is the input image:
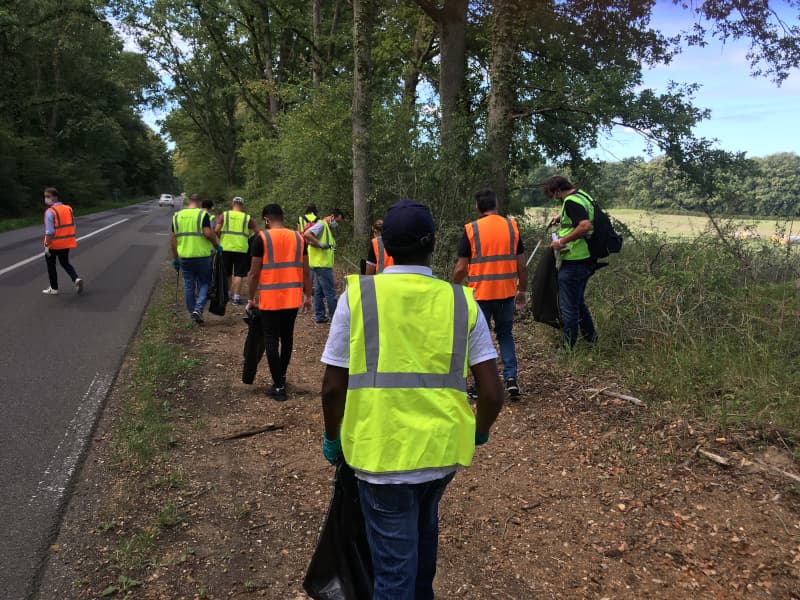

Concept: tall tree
[[352, 0, 374, 239]]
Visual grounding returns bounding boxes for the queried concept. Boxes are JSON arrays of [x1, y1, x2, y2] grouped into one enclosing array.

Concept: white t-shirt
[[321, 265, 497, 484]]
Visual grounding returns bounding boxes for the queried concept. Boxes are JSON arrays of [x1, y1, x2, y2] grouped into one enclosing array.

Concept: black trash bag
[[303, 462, 374, 600], [242, 307, 264, 384], [208, 250, 228, 316], [530, 249, 562, 329]]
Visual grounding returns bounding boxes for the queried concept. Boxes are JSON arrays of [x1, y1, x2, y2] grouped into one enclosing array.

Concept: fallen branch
[[752, 459, 800, 486], [697, 448, 730, 466], [585, 388, 645, 406], [213, 424, 284, 441]]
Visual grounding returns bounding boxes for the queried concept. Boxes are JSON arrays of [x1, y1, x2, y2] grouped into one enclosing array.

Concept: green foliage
[[0, 1, 173, 217], [577, 232, 800, 432]]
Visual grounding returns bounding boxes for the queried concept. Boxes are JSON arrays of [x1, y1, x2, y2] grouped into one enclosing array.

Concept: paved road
[[0, 201, 177, 599]]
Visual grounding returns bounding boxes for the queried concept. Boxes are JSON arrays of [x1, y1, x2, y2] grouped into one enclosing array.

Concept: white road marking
[[0, 218, 129, 277], [27, 373, 113, 509]]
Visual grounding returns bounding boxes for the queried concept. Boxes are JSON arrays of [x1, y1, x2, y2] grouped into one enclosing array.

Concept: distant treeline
[[0, 2, 175, 217], [524, 153, 800, 217]]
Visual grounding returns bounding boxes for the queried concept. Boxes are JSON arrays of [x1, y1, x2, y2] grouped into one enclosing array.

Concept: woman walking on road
[[42, 187, 83, 295]]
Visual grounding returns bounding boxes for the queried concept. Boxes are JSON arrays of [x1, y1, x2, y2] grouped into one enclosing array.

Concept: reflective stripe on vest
[[46, 204, 77, 250], [371, 236, 394, 273], [308, 221, 335, 268], [341, 274, 478, 473], [465, 215, 519, 300], [173, 208, 211, 258], [256, 229, 305, 310], [348, 276, 468, 391], [558, 190, 595, 261], [219, 210, 250, 253]]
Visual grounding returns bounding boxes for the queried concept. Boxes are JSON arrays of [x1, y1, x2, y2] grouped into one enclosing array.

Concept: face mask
[[330, 220, 338, 229], [44, 197, 54, 206]]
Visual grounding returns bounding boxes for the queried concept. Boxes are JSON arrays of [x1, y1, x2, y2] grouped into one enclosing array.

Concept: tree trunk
[[487, 0, 521, 210], [311, 0, 321, 86], [436, 0, 467, 160], [262, 8, 281, 118], [352, 0, 373, 240]]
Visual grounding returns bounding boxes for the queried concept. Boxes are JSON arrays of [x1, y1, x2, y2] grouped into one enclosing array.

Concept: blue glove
[[475, 432, 490, 446], [172, 258, 180, 271], [322, 433, 342, 465], [216, 245, 223, 253]]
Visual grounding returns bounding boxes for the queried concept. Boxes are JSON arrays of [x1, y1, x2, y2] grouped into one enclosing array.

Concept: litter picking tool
[[175, 270, 180, 305], [525, 240, 542, 267]]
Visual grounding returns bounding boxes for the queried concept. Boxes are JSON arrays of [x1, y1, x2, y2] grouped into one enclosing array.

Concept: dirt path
[[39, 269, 800, 599]]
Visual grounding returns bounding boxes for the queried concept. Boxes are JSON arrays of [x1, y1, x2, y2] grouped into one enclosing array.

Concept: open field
[[607, 208, 798, 239]]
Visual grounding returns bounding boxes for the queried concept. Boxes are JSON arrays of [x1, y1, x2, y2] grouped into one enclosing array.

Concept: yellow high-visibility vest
[[173, 208, 212, 258], [308, 220, 335, 268], [220, 210, 250, 253], [340, 273, 478, 474]]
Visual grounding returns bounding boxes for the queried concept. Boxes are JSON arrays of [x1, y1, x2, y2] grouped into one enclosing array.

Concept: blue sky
[[592, 1, 800, 162]]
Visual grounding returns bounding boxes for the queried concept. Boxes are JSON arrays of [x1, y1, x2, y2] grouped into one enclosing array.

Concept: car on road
[[158, 194, 174, 207]]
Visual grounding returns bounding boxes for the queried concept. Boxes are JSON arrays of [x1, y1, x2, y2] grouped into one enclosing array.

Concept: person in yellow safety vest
[[246, 204, 312, 401], [364, 218, 395, 275], [41, 187, 84, 295], [214, 196, 259, 305], [303, 208, 345, 324], [171, 193, 221, 324], [452, 188, 527, 399], [319, 199, 504, 599], [543, 175, 599, 348], [297, 203, 318, 232]]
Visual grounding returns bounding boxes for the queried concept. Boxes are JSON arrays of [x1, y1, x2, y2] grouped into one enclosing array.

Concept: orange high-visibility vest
[[45, 204, 77, 250], [371, 236, 394, 273], [465, 214, 520, 301], [256, 229, 305, 310]]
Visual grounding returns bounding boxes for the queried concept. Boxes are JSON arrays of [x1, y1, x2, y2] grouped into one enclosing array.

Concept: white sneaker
[[42, 287, 59, 295], [74, 278, 84, 294]]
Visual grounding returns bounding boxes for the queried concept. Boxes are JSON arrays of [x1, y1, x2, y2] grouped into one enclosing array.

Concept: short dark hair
[[262, 203, 284, 219], [474, 189, 497, 213], [386, 235, 435, 265], [44, 187, 59, 199], [303, 204, 318, 214], [202, 199, 214, 210], [543, 176, 574, 195], [331, 208, 344, 219]]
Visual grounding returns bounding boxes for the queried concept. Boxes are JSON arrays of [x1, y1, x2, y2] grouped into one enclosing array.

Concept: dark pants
[[558, 260, 597, 347], [478, 297, 517, 380], [312, 267, 337, 321], [357, 473, 455, 600], [45, 249, 79, 289], [259, 308, 299, 386]]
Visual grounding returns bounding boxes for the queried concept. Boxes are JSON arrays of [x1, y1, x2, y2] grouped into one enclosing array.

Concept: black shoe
[[467, 386, 478, 401], [505, 378, 520, 399], [272, 385, 287, 402], [314, 317, 329, 324]]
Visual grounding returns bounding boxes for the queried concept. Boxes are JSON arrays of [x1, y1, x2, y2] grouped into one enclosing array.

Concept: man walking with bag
[[246, 204, 312, 401], [215, 196, 259, 305], [319, 199, 504, 599], [171, 193, 221, 324], [452, 189, 527, 398]]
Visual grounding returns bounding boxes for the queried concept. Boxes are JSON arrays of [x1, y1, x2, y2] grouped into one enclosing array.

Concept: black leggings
[[45, 249, 79, 289], [259, 308, 299, 386]]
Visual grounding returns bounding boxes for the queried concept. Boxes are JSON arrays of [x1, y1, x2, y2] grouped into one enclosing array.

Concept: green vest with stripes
[[558, 190, 595, 261], [308, 220, 335, 268], [340, 273, 479, 474], [173, 208, 212, 258], [219, 210, 250, 253]]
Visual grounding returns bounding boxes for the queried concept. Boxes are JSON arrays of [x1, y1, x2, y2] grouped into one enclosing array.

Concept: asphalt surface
[[0, 200, 176, 600]]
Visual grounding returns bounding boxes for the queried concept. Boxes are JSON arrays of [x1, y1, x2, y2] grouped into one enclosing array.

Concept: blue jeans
[[558, 260, 597, 347], [478, 298, 517, 380], [180, 256, 212, 315], [357, 473, 455, 600], [312, 267, 337, 321]]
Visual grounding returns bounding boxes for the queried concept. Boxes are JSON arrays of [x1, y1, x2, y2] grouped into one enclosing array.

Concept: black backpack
[[574, 190, 623, 261]]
